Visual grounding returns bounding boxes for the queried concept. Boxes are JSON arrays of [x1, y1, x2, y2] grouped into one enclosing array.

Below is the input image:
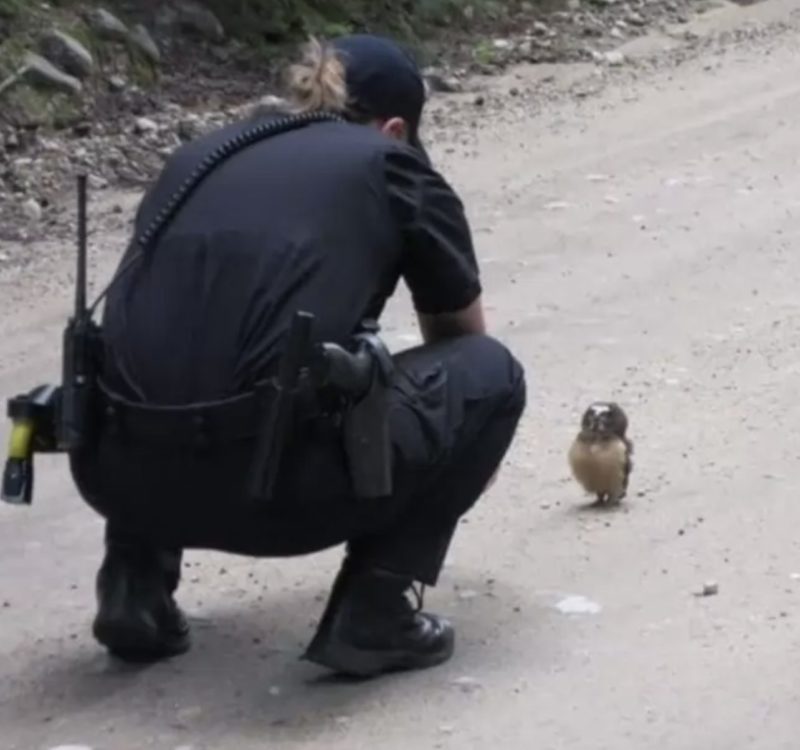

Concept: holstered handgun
[[310, 321, 395, 500], [341, 326, 395, 500]]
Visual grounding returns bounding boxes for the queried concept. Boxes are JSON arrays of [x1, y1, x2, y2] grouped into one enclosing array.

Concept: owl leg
[[622, 442, 634, 494]]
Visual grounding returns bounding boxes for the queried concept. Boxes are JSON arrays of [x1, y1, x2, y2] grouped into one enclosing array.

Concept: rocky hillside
[[0, 0, 712, 249]]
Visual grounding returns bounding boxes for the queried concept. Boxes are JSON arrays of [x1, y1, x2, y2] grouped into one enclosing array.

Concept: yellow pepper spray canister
[[2, 422, 35, 505], [2, 385, 61, 506], [8, 419, 35, 461]]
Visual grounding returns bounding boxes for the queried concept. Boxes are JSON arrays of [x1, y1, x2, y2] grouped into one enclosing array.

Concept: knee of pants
[[457, 334, 528, 420]]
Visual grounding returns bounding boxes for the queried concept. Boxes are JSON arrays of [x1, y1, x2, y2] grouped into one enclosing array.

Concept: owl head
[[580, 401, 628, 438]]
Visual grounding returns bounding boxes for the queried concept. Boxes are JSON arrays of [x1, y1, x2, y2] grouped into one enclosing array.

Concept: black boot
[[302, 558, 455, 678], [92, 540, 190, 663]]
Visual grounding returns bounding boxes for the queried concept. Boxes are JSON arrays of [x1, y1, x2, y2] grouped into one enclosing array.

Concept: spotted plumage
[[568, 401, 634, 505]]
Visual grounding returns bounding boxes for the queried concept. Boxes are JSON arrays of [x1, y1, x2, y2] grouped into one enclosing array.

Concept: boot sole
[[93, 617, 190, 663], [303, 628, 455, 679]]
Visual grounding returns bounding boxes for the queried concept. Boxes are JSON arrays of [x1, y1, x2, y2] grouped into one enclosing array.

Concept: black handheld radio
[[2, 174, 98, 505], [57, 173, 102, 451]]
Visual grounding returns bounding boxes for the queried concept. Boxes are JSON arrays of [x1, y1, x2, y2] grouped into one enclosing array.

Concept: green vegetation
[[201, 0, 476, 42], [0, 0, 535, 123], [0, 0, 24, 22], [2, 1, 525, 63], [195, 0, 532, 67]]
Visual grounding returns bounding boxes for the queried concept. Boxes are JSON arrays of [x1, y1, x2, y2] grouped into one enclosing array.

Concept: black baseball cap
[[330, 34, 431, 164]]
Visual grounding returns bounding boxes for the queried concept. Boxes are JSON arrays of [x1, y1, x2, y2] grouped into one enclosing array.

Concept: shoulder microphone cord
[[87, 110, 345, 318]]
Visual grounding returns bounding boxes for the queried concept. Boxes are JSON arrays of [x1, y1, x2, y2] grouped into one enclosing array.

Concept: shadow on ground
[[1, 571, 556, 745]]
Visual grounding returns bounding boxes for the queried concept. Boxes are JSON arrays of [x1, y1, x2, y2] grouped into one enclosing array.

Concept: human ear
[[380, 117, 409, 142]]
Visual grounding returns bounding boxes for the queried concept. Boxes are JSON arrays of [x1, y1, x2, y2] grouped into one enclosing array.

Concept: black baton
[[247, 311, 314, 503]]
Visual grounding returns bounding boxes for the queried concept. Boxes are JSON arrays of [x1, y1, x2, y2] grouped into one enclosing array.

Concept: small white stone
[[602, 51, 626, 66], [555, 595, 602, 615], [22, 198, 43, 222], [134, 117, 158, 135]]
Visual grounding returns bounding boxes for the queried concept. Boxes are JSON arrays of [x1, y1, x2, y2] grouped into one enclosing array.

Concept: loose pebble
[[698, 581, 719, 597], [22, 198, 43, 222], [457, 588, 480, 601], [451, 675, 483, 693], [555, 595, 602, 615], [134, 117, 159, 135]]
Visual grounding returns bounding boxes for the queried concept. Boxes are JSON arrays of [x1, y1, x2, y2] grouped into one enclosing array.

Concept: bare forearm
[[417, 296, 486, 344]]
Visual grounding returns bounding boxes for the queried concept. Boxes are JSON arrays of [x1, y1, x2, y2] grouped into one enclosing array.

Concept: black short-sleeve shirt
[[382, 144, 482, 315], [102, 117, 482, 403]]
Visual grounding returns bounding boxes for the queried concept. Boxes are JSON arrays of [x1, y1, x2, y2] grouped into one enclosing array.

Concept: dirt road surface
[[2, 2, 800, 748]]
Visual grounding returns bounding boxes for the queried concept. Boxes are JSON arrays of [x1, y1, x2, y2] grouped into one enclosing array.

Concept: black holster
[[340, 329, 395, 500], [249, 315, 397, 503]]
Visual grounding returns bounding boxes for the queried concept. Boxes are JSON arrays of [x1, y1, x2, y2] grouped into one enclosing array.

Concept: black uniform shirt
[[102, 116, 482, 404]]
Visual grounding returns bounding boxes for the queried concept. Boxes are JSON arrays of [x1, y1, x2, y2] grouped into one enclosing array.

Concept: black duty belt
[[96, 375, 325, 448]]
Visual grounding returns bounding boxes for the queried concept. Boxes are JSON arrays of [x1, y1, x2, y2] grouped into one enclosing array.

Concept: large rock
[[21, 53, 83, 96], [128, 24, 161, 64], [0, 70, 24, 99], [158, 2, 225, 42], [86, 7, 130, 42], [178, 1, 225, 41], [39, 30, 94, 80], [425, 71, 464, 94]]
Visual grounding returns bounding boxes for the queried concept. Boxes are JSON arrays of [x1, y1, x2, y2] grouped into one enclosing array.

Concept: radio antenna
[[75, 173, 88, 317]]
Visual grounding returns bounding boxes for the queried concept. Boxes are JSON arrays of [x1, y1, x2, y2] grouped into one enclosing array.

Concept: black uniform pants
[[70, 334, 526, 587]]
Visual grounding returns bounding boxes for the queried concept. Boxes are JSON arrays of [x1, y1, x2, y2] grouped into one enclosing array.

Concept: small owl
[[568, 401, 634, 505]]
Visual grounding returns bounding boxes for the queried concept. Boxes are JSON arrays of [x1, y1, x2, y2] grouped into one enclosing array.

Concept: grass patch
[[0, 0, 24, 23], [473, 39, 499, 66], [0, 83, 83, 128]]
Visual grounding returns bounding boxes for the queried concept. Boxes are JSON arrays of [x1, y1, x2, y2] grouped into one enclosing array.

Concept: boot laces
[[409, 582, 426, 613]]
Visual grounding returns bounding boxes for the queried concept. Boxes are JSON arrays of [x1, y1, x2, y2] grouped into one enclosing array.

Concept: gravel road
[[2, 1, 800, 748]]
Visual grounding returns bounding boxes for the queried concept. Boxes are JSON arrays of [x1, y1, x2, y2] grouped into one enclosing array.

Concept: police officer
[[69, 33, 527, 678]]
